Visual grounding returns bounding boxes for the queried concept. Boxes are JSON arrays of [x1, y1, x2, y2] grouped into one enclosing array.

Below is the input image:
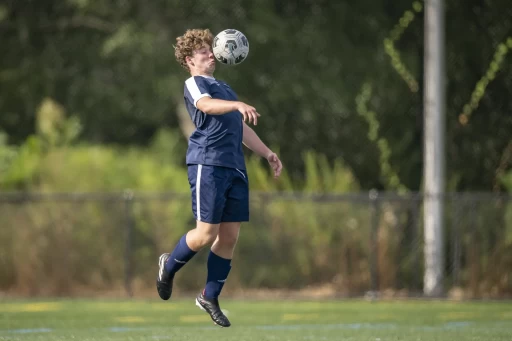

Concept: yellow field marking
[[179, 315, 210, 322], [115, 316, 146, 323], [89, 303, 176, 311], [438, 312, 477, 320], [373, 314, 396, 321], [501, 311, 512, 319], [148, 304, 178, 311], [0, 303, 62, 313], [282, 313, 320, 321]]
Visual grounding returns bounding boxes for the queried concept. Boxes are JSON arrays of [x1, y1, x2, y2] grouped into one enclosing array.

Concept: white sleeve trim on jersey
[[185, 77, 212, 108], [192, 93, 211, 108]]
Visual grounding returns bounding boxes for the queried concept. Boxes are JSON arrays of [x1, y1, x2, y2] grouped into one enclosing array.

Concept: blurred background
[[0, 0, 511, 300]]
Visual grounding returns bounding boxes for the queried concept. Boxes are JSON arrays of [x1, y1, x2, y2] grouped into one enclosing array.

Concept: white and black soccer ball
[[212, 29, 249, 65]]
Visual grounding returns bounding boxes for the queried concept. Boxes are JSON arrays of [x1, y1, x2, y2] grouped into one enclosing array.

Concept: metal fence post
[[452, 194, 462, 286], [411, 195, 422, 291], [369, 189, 380, 294], [123, 189, 135, 297]]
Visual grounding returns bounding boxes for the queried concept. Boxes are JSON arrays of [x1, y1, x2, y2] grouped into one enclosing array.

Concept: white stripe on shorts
[[196, 164, 203, 221]]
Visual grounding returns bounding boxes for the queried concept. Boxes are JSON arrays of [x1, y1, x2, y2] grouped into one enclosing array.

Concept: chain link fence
[[1, 191, 511, 299]]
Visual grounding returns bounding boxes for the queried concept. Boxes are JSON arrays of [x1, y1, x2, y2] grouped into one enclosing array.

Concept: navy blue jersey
[[183, 75, 245, 170]]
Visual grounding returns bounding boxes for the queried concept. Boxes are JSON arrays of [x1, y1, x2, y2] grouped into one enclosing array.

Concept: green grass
[[0, 298, 511, 340]]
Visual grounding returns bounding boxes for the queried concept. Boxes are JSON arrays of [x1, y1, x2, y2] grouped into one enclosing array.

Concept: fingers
[[268, 153, 283, 178], [241, 111, 248, 123], [239, 104, 260, 125], [274, 160, 283, 178], [246, 108, 259, 125], [252, 110, 259, 125]]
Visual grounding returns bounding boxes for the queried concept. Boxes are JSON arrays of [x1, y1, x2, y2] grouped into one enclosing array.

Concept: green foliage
[[1, 138, 358, 194], [36, 98, 82, 148], [383, 1, 423, 92], [1, 0, 511, 191], [502, 172, 512, 193], [0, 96, 359, 193], [459, 37, 512, 125], [0, 132, 17, 182], [0, 135, 43, 190], [356, 83, 407, 192]]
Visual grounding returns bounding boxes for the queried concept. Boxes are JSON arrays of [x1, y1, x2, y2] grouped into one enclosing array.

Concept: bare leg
[[186, 221, 221, 251], [211, 222, 241, 258]]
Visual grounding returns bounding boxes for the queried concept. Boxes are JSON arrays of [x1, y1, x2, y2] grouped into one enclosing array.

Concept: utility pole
[[423, 0, 446, 297]]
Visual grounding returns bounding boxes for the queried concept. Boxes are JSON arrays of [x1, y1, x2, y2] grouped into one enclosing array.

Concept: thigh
[[188, 165, 230, 224], [221, 168, 249, 223]]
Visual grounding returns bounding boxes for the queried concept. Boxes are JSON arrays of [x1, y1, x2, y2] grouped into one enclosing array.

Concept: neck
[[190, 70, 214, 78]]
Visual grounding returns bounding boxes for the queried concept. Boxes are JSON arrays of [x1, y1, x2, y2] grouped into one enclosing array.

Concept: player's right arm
[[185, 76, 259, 125], [197, 98, 260, 125]]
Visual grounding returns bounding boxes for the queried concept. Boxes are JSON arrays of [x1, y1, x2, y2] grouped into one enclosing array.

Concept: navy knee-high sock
[[164, 234, 197, 276], [203, 251, 232, 299]]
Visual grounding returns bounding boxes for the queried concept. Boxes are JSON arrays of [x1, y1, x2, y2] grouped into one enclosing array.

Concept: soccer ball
[[212, 29, 249, 65]]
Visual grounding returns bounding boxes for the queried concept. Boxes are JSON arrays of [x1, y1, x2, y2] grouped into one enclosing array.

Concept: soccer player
[[156, 28, 283, 327]]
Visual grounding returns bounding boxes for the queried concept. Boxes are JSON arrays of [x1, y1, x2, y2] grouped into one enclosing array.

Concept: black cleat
[[195, 293, 231, 327], [156, 253, 173, 300]]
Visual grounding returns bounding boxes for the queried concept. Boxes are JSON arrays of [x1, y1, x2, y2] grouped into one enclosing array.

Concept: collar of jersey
[[198, 75, 215, 80]]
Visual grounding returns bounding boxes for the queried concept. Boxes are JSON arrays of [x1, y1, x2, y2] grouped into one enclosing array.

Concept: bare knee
[[213, 222, 241, 254], [186, 222, 220, 251], [216, 230, 239, 249]]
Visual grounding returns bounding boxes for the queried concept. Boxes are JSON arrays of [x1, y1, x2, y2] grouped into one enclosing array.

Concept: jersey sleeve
[[184, 76, 212, 108]]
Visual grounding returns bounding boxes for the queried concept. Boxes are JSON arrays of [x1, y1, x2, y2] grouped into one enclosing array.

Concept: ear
[[186, 56, 194, 67]]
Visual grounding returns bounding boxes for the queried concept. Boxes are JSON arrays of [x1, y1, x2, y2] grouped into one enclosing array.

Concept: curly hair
[[174, 29, 214, 71]]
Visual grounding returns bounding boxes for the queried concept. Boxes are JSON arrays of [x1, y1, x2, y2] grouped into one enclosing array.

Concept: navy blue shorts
[[187, 164, 249, 224]]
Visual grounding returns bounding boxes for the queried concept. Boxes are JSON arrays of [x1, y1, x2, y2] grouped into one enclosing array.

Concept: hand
[[266, 152, 283, 179], [237, 101, 261, 125]]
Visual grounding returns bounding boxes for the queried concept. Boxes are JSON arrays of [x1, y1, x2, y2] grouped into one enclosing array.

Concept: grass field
[[1, 297, 511, 340]]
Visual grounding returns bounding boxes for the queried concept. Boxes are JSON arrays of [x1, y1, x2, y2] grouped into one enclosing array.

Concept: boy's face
[[187, 44, 215, 75]]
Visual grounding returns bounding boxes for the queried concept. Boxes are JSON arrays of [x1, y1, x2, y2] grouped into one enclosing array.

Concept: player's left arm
[[242, 122, 283, 178]]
